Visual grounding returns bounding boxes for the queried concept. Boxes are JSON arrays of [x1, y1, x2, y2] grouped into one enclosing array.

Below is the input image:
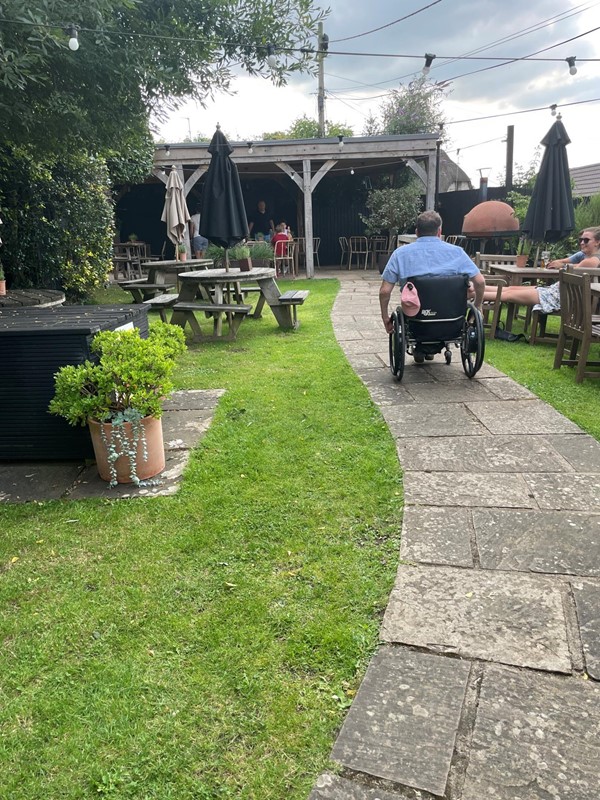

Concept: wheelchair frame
[[388, 275, 485, 382]]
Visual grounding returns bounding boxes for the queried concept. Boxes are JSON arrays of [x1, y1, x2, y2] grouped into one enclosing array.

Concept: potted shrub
[[49, 322, 186, 486], [0, 263, 6, 296], [228, 244, 252, 271], [177, 242, 188, 261], [248, 240, 274, 268], [128, 232, 139, 243]]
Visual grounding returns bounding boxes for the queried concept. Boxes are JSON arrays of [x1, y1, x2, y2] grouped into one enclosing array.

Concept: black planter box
[[0, 305, 149, 460]]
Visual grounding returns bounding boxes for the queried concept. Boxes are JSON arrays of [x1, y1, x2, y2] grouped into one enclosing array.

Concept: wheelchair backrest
[[405, 274, 469, 341]]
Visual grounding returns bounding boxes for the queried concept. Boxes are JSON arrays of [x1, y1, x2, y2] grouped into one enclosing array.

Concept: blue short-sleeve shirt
[[381, 237, 480, 286]]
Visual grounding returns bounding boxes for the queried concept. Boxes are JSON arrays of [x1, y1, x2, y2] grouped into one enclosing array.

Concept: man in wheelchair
[[378, 211, 486, 379]]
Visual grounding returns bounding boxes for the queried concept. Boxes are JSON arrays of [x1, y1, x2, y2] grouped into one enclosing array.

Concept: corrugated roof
[[570, 162, 600, 198]]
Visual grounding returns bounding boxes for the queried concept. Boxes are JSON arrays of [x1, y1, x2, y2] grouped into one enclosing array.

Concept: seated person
[[271, 223, 292, 257], [379, 210, 485, 363], [248, 200, 274, 240], [189, 206, 209, 258], [482, 228, 600, 313]]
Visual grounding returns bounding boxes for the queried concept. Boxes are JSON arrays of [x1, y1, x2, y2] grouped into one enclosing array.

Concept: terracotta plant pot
[[516, 254, 528, 268], [88, 416, 165, 484], [0, 279, 5, 296], [178, 251, 187, 261]]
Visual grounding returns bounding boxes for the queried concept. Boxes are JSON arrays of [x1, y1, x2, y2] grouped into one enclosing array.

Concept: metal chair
[[338, 236, 348, 267], [369, 236, 389, 270], [274, 240, 296, 278], [553, 271, 600, 382], [312, 237, 321, 268], [348, 236, 369, 270]]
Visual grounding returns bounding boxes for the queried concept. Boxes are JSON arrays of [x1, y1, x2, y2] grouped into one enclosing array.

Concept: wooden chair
[[553, 271, 600, 382], [274, 240, 296, 278], [338, 236, 348, 267], [348, 236, 369, 270], [481, 277, 507, 339]]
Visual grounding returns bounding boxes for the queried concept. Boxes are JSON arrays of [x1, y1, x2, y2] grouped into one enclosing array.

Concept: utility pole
[[505, 125, 514, 192], [317, 23, 328, 137]]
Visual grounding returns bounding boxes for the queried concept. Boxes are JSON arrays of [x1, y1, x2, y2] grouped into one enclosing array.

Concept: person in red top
[[271, 223, 291, 257]]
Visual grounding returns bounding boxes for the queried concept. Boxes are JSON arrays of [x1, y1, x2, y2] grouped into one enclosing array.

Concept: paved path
[[311, 271, 600, 800]]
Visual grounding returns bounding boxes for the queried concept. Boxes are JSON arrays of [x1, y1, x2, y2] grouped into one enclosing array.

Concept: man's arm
[[379, 280, 395, 333]]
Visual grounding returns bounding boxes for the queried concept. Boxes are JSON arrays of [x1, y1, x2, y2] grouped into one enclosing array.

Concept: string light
[[266, 44, 277, 68], [247, 142, 253, 154], [422, 53, 436, 75], [550, 104, 557, 116], [164, 144, 171, 157], [65, 24, 79, 51], [338, 135, 344, 151], [566, 56, 577, 75]]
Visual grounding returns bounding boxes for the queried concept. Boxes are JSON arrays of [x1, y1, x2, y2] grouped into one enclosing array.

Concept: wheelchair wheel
[[389, 306, 406, 381], [460, 303, 485, 378]]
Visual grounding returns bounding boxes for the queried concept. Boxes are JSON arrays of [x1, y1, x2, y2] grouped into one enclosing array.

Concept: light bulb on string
[[566, 56, 577, 75], [66, 24, 79, 51]]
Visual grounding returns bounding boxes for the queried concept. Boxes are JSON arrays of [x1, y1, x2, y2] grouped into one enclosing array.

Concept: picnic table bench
[[249, 287, 309, 327], [172, 302, 253, 341]]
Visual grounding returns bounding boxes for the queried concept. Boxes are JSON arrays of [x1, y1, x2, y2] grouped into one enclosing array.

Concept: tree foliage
[[0, 145, 114, 300], [360, 181, 423, 238], [364, 77, 448, 140], [262, 115, 354, 140], [0, 0, 326, 155]]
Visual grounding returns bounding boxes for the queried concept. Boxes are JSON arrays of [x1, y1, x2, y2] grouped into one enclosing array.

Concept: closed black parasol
[[200, 126, 248, 251], [521, 119, 575, 244]]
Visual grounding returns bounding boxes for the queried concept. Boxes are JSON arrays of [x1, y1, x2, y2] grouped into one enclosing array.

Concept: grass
[[0, 279, 402, 800], [484, 310, 600, 441]]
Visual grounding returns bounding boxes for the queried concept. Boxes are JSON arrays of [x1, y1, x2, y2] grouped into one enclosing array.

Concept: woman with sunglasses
[[481, 227, 600, 313]]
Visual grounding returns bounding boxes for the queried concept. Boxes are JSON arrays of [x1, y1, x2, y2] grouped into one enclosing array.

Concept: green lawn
[[0, 279, 402, 800], [484, 311, 600, 441]]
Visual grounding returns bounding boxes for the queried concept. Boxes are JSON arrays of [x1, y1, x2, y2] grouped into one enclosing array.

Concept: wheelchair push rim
[[389, 306, 406, 381], [461, 302, 485, 378]]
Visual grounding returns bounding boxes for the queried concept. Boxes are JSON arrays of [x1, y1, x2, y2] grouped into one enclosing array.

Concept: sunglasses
[[579, 237, 591, 244]]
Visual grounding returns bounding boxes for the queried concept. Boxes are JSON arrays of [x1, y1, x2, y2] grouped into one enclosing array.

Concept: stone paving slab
[[0, 461, 86, 504], [524, 473, 600, 511], [474, 509, 600, 577], [346, 353, 388, 370], [404, 472, 536, 508], [543, 434, 600, 473], [310, 773, 414, 800], [400, 506, 473, 567], [421, 361, 506, 381], [396, 435, 571, 473], [162, 409, 213, 450], [573, 581, 600, 680], [67, 449, 190, 499], [383, 404, 486, 438], [463, 665, 600, 800], [330, 647, 471, 796], [467, 399, 583, 435], [402, 380, 497, 404], [477, 377, 537, 400], [381, 565, 571, 672], [162, 388, 224, 411]]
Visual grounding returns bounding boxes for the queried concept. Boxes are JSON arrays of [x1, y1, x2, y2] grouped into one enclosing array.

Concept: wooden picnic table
[[118, 258, 213, 303], [488, 264, 600, 332], [169, 267, 309, 340], [0, 289, 65, 308]]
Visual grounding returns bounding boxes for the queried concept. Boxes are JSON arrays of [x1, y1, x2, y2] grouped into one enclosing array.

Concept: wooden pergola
[[154, 133, 439, 277]]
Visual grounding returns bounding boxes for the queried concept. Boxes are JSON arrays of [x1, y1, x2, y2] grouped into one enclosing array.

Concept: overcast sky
[[154, 0, 600, 186]]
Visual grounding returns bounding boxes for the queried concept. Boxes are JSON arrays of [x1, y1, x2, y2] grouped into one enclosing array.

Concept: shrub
[[0, 144, 114, 301]]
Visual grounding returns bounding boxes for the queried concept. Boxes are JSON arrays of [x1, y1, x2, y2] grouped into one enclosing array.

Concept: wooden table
[[169, 267, 302, 340], [488, 265, 600, 332], [0, 289, 65, 308], [118, 259, 213, 302]]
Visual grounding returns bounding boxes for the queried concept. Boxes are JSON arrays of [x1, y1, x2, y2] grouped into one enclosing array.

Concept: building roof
[[570, 163, 600, 198], [438, 150, 472, 191]]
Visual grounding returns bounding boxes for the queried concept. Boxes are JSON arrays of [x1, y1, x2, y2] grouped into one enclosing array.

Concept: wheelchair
[[389, 274, 485, 382]]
